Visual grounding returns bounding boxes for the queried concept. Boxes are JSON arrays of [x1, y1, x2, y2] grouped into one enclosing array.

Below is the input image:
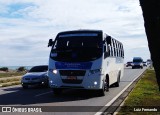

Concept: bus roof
[[57, 29, 103, 34], [55, 29, 122, 45]]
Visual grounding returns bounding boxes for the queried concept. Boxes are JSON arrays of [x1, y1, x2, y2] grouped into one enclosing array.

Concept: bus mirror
[[48, 39, 53, 47], [103, 45, 106, 52], [102, 40, 106, 44], [104, 51, 109, 58], [106, 36, 111, 45]]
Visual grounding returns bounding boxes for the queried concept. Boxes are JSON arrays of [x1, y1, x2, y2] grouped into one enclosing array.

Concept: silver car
[[21, 65, 48, 89]]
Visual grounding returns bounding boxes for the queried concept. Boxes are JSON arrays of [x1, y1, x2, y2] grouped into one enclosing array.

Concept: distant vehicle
[[126, 61, 132, 67], [143, 61, 147, 67], [21, 65, 48, 89], [132, 57, 143, 69], [48, 29, 124, 96], [147, 59, 152, 65]]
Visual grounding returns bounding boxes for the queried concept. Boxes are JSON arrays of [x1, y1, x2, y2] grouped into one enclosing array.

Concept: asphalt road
[[0, 67, 146, 115]]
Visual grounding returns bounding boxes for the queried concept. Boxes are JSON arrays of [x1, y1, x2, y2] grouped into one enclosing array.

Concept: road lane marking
[[35, 91, 53, 97], [95, 69, 146, 115]]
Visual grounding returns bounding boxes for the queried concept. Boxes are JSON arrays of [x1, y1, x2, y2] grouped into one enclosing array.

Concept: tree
[[139, 0, 160, 91], [0, 67, 9, 72], [17, 66, 26, 72]]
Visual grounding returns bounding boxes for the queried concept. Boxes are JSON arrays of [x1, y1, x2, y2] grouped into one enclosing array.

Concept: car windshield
[[133, 59, 142, 63], [50, 34, 103, 62], [29, 66, 48, 72]]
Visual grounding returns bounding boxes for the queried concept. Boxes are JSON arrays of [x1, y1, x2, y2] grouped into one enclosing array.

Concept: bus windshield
[[50, 35, 103, 62]]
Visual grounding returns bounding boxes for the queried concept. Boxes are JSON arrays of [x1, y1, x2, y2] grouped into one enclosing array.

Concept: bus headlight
[[53, 69, 58, 74], [94, 81, 98, 85], [88, 69, 101, 76]]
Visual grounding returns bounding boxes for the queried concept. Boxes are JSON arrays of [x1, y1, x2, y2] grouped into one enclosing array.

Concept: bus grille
[[62, 79, 83, 84], [59, 70, 86, 76]]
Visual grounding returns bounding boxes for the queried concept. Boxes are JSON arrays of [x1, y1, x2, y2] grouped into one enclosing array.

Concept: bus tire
[[98, 89, 105, 96], [105, 76, 109, 92], [115, 72, 120, 87], [53, 88, 62, 95], [97, 80, 106, 96]]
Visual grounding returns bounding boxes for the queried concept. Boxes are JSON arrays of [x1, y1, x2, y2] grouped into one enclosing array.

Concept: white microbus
[[48, 30, 124, 96]]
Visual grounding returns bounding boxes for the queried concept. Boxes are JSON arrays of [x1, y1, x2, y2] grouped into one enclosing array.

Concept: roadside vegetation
[[0, 67, 9, 71], [0, 66, 26, 78], [0, 77, 21, 83], [117, 69, 160, 115], [0, 81, 21, 87], [0, 66, 26, 87], [0, 72, 25, 78], [0, 74, 22, 87]]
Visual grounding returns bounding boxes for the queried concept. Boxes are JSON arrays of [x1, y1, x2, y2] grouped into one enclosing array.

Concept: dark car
[[143, 61, 147, 67], [126, 61, 132, 67], [132, 57, 143, 69], [21, 65, 48, 89]]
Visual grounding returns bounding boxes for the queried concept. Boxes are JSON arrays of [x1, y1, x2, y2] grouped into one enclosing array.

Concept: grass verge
[[0, 72, 23, 87], [0, 81, 21, 87], [0, 77, 21, 83], [117, 69, 160, 115], [0, 71, 25, 78]]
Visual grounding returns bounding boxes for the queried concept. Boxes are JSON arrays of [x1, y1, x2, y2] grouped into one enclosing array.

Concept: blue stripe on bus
[[55, 62, 92, 69]]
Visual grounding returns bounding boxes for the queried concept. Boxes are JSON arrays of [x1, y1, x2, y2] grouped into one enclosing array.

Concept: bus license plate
[[67, 76, 77, 80]]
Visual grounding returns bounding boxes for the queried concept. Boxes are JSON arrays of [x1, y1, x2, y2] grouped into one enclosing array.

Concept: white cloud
[[0, 0, 150, 66]]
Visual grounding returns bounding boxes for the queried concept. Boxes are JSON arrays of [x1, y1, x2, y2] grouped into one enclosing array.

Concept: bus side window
[[116, 42, 119, 57], [120, 44, 123, 57], [110, 39, 113, 56], [121, 45, 124, 58], [107, 45, 110, 56], [112, 39, 116, 57], [118, 43, 121, 57], [104, 44, 110, 58], [115, 40, 118, 57], [110, 46, 113, 56]]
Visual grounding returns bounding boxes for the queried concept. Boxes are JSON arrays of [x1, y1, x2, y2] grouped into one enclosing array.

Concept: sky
[[0, 0, 150, 66]]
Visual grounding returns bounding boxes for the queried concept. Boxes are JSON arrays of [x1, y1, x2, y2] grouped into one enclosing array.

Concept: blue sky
[[0, 0, 150, 66]]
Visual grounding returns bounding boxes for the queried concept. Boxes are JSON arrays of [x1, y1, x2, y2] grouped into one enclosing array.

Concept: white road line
[[94, 69, 145, 115], [35, 91, 53, 97]]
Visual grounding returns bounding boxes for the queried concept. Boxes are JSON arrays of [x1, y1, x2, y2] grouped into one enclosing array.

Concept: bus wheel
[[98, 81, 106, 96], [105, 78, 109, 91], [98, 88, 105, 96], [115, 73, 120, 87], [53, 88, 62, 96], [98, 78, 109, 96]]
